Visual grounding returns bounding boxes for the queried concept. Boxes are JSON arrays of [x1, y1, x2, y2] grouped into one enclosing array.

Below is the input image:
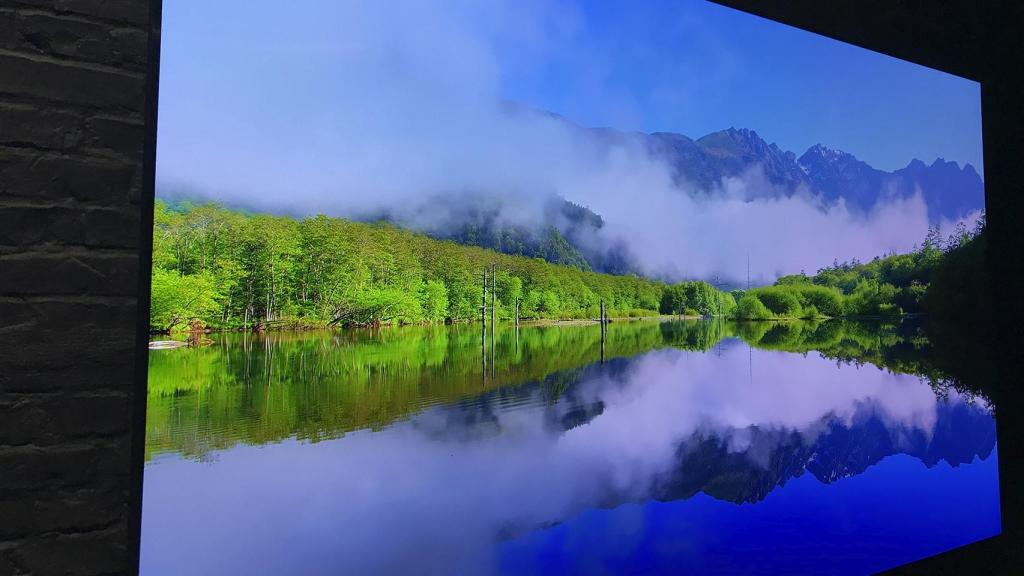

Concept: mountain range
[[160, 109, 986, 276], [517, 101, 984, 222], [605, 123, 984, 222], [432, 355, 995, 538], [364, 193, 637, 274], [374, 119, 984, 274]]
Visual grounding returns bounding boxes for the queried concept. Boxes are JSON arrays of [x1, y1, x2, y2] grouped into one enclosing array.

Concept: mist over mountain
[[336, 112, 984, 278], [356, 190, 644, 276], [600, 123, 983, 222], [654, 398, 995, 505], [798, 144, 890, 212], [157, 108, 983, 282], [155, 0, 985, 285], [893, 158, 985, 222], [357, 347, 997, 551]]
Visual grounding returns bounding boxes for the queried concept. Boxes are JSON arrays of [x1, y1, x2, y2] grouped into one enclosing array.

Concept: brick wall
[[0, 1, 155, 574]]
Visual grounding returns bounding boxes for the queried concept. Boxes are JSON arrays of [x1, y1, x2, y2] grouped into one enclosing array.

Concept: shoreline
[[149, 314, 692, 340], [150, 313, 923, 342]]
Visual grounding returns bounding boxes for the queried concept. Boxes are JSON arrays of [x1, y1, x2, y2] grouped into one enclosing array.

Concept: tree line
[[151, 199, 983, 332], [728, 216, 986, 320], [151, 200, 675, 332]]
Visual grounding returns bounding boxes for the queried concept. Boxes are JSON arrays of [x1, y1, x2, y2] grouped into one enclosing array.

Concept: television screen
[[141, 1, 997, 574]]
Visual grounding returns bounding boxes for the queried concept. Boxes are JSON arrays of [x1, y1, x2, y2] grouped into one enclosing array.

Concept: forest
[[150, 200, 668, 332], [729, 217, 985, 321], [150, 199, 984, 332]]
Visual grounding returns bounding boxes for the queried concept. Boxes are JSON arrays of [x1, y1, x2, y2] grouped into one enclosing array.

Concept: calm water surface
[[141, 320, 1000, 575]]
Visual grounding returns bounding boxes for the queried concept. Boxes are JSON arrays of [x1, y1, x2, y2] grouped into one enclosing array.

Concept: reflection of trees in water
[[145, 323, 671, 460], [725, 318, 995, 407], [146, 317, 992, 461], [417, 354, 995, 524]]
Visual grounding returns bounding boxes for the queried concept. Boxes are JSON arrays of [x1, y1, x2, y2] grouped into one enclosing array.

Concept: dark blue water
[[141, 341, 1000, 575], [500, 451, 999, 575]]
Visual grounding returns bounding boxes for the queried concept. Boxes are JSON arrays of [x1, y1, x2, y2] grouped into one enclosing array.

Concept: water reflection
[[144, 319, 986, 461], [141, 322, 1000, 575]]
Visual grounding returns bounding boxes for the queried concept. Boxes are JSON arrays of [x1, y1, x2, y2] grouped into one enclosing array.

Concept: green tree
[[735, 294, 772, 320], [419, 280, 449, 322], [659, 284, 688, 315], [749, 286, 802, 317], [150, 267, 222, 332], [539, 290, 561, 317]]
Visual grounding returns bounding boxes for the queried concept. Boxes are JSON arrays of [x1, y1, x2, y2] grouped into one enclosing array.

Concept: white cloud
[[141, 346, 982, 575], [157, 0, 968, 284]]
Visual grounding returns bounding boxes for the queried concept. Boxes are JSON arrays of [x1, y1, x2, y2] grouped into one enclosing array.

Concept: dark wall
[[0, 1, 156, 574], [0, 1, 1020, 575]]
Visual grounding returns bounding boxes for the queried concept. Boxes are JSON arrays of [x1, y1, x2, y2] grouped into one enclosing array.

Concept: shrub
[[794, 285, 844, 317], [718, 292, 737, 317], [844, 279, 902, 318], [750, 286, 802, 317], [660, 281, 723, 316], [776, 273, 812, 285], [877, 303, 903, 321], [736, 294, 772, 320], [896, 281, 928, 313]]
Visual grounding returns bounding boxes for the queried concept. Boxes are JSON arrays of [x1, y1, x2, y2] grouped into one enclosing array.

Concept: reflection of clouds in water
[[140, 347, 976, 576], [560, 348, 940, 484], [157, 1, 961, 284]]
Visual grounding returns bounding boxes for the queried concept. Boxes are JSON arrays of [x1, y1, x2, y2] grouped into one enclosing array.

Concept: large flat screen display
[[141, 1, 997, 574]]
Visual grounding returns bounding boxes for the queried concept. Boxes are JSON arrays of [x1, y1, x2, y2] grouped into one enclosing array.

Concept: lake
[[140, 319, 1001, 575]]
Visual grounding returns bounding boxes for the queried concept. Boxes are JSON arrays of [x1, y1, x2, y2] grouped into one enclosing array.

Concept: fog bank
[[157, 0, 977, 283]]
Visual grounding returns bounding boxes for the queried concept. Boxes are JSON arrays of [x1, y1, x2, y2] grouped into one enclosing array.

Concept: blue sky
[[159, 0, 983, 179], [157, 0, 984, 281], [492, 0, 983, 172]]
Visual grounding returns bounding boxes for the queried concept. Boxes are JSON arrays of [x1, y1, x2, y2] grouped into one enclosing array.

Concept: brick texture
[[0, 0, 152, 574]]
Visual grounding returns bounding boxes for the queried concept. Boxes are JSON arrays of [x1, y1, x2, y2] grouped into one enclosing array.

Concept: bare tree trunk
[[268, 259, 275, 321]]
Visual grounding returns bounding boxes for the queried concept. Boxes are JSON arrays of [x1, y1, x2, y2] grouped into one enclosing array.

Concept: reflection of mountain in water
[[655, 400, 996, 506], [419, 357, 995, 512], [146, 318, 997, 465]]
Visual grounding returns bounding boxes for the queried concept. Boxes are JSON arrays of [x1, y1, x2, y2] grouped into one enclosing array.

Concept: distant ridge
[[631, 125, 983, 222], [517, 102, 984, 222], [158, 106, 985, 274]]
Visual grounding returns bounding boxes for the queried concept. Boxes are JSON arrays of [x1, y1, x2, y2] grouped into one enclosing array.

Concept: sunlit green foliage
[[149, 267, 222, 331], [151, 200, 984, 328], [151, 200, 687, 330], [146, 320, 676, 459], [735, 294, 772, 320], [790, 284, 844, 317], [753, 218, 986, 320], [658, 281, 732, 317], [748, 286, 803, 317]]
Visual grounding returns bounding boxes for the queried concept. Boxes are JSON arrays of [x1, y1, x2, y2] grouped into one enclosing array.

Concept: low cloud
[[141, 347, 981, 575], [157, 0, 977, 284]]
